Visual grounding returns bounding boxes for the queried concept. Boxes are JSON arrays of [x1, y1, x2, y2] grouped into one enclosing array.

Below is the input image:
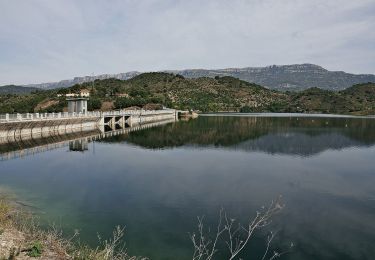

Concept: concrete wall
[[0, 119, 98, 145], [0, 110, 177, 145], [68, 99, 88, 113], [130, 111, 177, 125], [0, 118, 176, 161]]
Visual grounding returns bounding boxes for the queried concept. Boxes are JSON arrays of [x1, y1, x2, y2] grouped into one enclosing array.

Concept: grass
[[27, 241, 43, 257], [0, 199, 10, 225], [0, 196, 145, 259]]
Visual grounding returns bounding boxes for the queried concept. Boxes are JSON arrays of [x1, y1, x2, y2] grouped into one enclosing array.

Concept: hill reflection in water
[[102, 115, 375, 156]]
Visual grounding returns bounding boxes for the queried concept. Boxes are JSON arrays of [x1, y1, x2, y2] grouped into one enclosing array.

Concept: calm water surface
[[1, 115, 375, 259]]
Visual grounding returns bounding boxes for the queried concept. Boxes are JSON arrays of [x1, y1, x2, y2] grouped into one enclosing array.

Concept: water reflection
[[69, 139, 89, 152], [104, 116, 375, 156], [0, 115, 374, 260], [0, 119, 175, 161], [0, 130, 100, 161]]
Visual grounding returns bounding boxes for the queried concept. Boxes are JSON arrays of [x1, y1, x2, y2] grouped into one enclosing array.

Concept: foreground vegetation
[[0, 73, 374, 115], [0, 196, 143, 260], [0, 194, 287, 260]]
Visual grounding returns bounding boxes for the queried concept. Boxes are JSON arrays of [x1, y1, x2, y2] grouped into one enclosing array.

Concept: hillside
[[283, 83, 375, 115], [61, 73, 286, 112], [15, 64, 375, 92], [121, 73, 286, 111], [0, 73, 374, 115], [0, 73, 286, 113], [0, 85, 39, 94]]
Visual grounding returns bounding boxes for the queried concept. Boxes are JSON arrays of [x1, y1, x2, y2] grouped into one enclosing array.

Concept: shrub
[[27, 241, 43, 257], [88, 98, 102, 110], [240, 106, 253, 113]]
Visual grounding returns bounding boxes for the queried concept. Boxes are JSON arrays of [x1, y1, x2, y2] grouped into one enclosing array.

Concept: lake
[[0, 114, 375, 259]]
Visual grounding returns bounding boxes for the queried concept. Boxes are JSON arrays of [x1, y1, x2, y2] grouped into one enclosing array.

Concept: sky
[[0, 0, 374, 85]]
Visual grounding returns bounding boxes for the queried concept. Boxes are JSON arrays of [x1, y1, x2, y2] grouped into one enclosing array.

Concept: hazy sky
[[0, 0, 374, 85]]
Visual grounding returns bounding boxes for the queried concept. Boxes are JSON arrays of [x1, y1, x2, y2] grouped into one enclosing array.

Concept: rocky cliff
[[15, 64, 375, 91]]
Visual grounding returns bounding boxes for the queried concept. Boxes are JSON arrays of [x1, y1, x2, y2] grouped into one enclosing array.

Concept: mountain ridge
[[11, 64, 375, 92], [0, 85, 40, 94]]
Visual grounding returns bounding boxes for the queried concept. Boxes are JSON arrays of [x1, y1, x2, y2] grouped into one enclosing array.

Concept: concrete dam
[[0, 109, 178, 146]]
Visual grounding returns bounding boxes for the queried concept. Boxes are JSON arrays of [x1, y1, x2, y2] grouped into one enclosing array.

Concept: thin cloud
[[0, 0, 374, 85]]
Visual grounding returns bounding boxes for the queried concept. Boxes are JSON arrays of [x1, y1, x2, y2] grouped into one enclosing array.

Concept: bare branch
[[190, 196, 287, 260]]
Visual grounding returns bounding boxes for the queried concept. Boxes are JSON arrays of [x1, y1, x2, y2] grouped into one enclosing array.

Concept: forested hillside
[[0, 85, 39, 94], [0, 73, 374, 115]]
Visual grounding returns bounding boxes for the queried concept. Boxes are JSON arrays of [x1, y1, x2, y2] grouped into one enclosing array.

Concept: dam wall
[[0, 118, 176, 161], [0, 109, 177, 145]]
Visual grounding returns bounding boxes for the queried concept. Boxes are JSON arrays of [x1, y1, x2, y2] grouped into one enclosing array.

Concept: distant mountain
[[20, 64, 375, 91], [0, 85, 39, 94], [23, 71, 141, 90], [166, 64, 375, 91]]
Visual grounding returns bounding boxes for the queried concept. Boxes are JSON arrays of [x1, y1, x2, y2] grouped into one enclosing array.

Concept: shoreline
[[200, 112, 375, 119], [0, 194, 143, 260]]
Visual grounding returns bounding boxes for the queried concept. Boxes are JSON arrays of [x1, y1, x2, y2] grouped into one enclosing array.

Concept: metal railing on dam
[[0, 109, 177, 123]]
